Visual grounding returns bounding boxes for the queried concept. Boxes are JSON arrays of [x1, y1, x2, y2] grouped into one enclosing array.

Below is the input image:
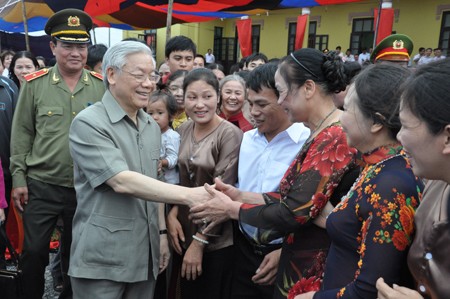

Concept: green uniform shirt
[[10, 65, 105, 188]]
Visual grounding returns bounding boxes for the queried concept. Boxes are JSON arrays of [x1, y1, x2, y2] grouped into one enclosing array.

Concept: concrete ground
[[43, 252, 59, 299]]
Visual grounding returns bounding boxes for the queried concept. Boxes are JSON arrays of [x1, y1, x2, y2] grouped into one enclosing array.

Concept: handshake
[[188, 178, 243, 234]]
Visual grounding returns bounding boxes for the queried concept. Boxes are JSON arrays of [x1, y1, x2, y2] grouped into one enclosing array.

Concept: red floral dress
[[312, 144, 423, 299], [238, 124, 358, 299]]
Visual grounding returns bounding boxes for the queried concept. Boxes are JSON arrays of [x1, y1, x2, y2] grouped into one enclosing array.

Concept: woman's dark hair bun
[[322, 50, 347, 93]]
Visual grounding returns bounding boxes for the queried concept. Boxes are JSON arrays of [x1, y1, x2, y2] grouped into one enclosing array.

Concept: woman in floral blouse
[[376, 58, 450, 299], [190, 48, 359, 299], [293, 64, 424, 299]]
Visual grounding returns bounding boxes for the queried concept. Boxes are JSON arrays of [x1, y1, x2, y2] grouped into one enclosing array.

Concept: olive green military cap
[[45, 8, 92, 43], [371, 34, 414, 62]]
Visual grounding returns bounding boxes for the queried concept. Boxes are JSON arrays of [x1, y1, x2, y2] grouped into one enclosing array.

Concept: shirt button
[[72, 112, 76, 116], [425, 252, 432, 260], [71, 95, 75, 99], [419, 285, 426, 293], [47, 111, 53, 116]]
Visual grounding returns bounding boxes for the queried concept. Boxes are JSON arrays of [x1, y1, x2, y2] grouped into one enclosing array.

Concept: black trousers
[[230, 232, 276, 299], [21, 178, 76, 299], [180, 245, 234, 299]]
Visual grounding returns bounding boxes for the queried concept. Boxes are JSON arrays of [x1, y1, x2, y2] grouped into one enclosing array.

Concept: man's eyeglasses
[[122, 70, 161, 83]]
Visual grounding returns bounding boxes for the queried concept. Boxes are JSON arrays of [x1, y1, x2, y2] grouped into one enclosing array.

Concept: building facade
[[123, 0, 449, 72]]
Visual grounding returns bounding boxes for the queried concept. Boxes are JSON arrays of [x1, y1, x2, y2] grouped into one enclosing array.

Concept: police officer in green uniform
[[10, 8, 105, 299]]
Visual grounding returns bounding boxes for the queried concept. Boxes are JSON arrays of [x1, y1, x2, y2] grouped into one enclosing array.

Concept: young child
[[147, 90, 180, 185]]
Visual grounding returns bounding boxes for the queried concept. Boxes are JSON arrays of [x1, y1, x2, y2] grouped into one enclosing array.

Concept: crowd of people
[[0, 7, 449, 299]]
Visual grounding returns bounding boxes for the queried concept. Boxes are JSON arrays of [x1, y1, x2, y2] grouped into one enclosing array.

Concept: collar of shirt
[[250, 122, 310, 144], [102, 90, 153, 127], [51, 65, 91, 86]]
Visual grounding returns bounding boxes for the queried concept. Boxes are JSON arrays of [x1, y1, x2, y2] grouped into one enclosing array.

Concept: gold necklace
[[308, 107, 337, 141]]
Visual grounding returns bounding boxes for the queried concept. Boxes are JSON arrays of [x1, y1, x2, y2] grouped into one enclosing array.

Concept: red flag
[[374, 8, 394, 45], [295, 14, 309, 50], [236, 18, 252, 57]]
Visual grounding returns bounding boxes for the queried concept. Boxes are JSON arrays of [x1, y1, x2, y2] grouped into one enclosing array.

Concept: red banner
[[374, 8, 394, 45], [236, 18, 252, 57], [295, 14, 308, 50]]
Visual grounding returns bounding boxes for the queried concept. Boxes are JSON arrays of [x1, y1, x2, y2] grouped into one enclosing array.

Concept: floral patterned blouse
[[239, 124, 358, 299], [313, 144, 423, 299]]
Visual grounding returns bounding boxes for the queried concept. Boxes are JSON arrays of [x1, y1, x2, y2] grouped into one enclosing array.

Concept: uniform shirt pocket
[[37, 106, 64, 134], [82, 213, 135, 267]]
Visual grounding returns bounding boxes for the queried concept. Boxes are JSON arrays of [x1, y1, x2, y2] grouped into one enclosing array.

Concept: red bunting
[[374, 8, 394, 45], [295, 14, 308, 50], [236, 18, 252, 57]]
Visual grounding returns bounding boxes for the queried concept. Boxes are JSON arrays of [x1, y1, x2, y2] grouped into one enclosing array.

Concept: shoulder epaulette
[[24, 68, 49, 81], [90, 71, 103, 80]]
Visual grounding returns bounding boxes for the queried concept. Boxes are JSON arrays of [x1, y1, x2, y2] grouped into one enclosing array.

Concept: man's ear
[[442, 124, 450, 155], [50, 41, 56, 55], [106, 67, 117, 86]]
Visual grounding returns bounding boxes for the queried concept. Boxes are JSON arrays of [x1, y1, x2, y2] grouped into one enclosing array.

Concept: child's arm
[[163, 131, 180, 170]]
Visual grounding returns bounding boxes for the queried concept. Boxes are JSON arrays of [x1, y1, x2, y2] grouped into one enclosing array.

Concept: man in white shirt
[[418, 47, 434, 65], [205, 48, 215, 65], [343, 48, 355, 62], [412, 47, 425, 65], [358, 47, 370, 65], [433, 47, 446, 60], [232, 63, 310, 299]]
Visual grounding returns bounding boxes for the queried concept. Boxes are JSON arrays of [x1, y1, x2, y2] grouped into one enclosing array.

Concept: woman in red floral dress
[[190, 48, 359, 299], [293, 64, 423, 299]]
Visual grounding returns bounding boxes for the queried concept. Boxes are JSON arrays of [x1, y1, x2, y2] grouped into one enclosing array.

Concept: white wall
[[28, 28, 124, 47]]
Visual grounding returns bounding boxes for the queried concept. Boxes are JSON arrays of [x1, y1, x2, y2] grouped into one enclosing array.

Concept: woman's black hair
[[149, 90, 178, 118], [167, 69, 188, 83], [8, 51, 40, 88], [279, 48, 347, 94], [0, 50, 15, 66], [343, 61, 361, 85], [206, 63, 224, 72], [183, 68, 219, 95], [163, 69, 189, 90], [401, 59, 450, 135], [353, 63, 410, 139]]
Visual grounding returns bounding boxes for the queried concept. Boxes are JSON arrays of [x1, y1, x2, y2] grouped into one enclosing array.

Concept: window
[[141, 30, 157, 56], [287, 21, 327, 53], [439, 11, 450, 56], [350, 18, 374, 54], [306, 21, 328, 51], [252, 25, 261, 53], [213, 27, 223, 59], [287, 22, 296, 54], [307, 21, 317, 48], [315, 35, 329, 51]]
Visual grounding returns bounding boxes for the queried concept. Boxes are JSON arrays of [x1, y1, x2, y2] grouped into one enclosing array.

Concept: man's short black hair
[[165, 36, 197, 58], [86, 44, 108, 69], [245, 52, 268, 67], [246, 63, 278, 97]]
